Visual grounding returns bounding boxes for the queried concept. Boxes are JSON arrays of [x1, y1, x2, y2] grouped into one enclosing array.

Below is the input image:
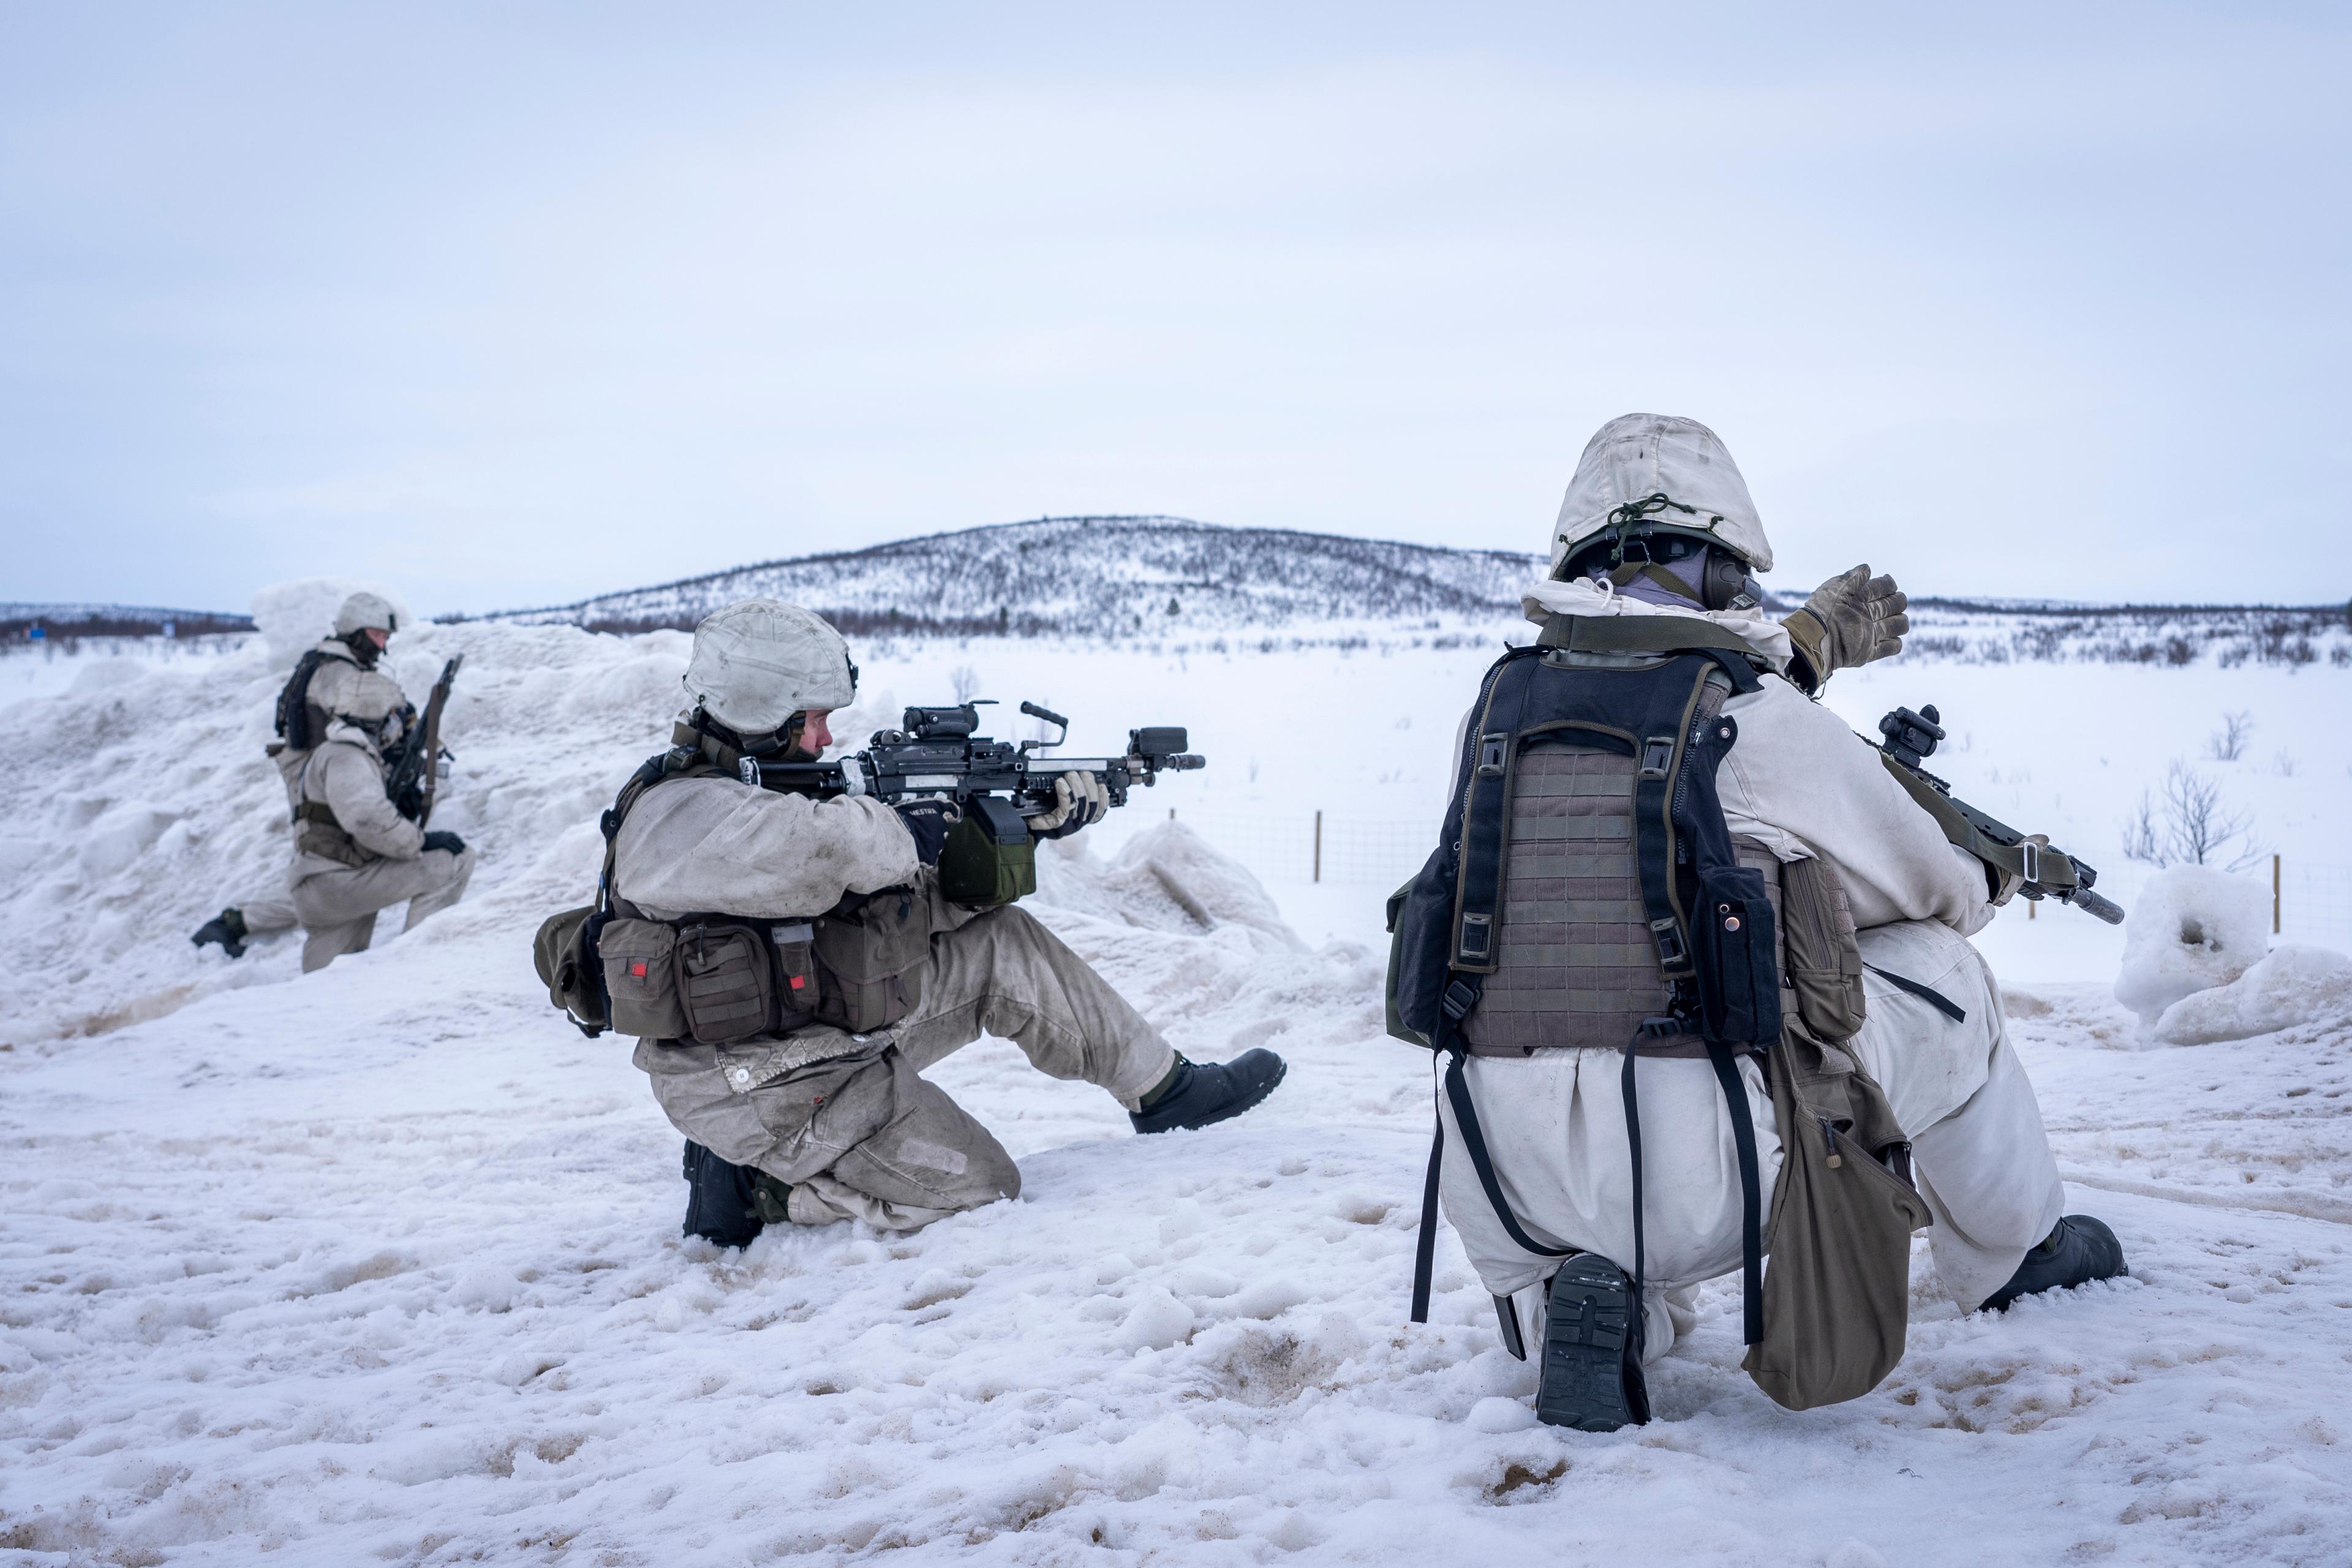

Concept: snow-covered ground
[[2, 615, 2348, 1565]]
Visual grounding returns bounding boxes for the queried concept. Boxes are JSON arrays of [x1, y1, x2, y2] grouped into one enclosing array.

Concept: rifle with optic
[[1872, 703, 2125, 924], [738, 699, 1204, 835]]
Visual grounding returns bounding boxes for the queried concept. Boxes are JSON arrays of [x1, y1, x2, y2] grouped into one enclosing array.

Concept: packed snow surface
[[3, 617, 2350, 1565]]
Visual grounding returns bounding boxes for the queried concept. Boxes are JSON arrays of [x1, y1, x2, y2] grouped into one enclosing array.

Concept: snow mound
[[2111, 865, 2271, 1027], [249, 577, 414, 666], [0, 619, 694, 1049], [2151, 943, 2352, 1045]]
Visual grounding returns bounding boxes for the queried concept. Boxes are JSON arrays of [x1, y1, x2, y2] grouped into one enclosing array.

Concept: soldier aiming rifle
[[533, 598, 1286, 1247]]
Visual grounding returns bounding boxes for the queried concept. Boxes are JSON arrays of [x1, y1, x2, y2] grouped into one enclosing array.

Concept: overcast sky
[[3, 2, 2345, 616]]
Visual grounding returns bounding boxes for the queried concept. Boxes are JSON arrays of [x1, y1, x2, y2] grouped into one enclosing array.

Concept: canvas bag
[[1745, 1019, 1931, 1409]]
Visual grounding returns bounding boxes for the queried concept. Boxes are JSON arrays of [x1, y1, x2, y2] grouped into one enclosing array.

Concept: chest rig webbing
[[1398, 615, 1784, 1355], [594, 726, 933, 1046]]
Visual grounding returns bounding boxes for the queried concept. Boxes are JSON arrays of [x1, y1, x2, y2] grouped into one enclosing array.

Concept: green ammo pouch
[[939, 796, 1036, 909], [534, 905, 610, 1038]]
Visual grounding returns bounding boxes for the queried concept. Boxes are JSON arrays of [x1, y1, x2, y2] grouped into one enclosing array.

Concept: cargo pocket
[[599, 918, 688, 1040], [674, 922, 776, 1046], [1782, 854, 1867, 1042], [814, 889, 935, 1033]]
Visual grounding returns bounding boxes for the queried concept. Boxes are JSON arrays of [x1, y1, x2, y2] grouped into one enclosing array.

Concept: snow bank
[[2112, 865, 2272, 1026], [2151, 943, 2352, 1046], [4, 624, 2351, 1564], [0, 619, 685, 1049], [249, 577, 414, 666]]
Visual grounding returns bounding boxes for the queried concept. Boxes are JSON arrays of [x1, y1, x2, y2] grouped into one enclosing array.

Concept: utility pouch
[[1694, 864, 1782, 1046], [600, 918, 690, 1040], [674, 921, 776, 1046], [293, 802, 371, 869], [769, 921, 820, 1029], [813, 888, 934, 1033], [939, 796, 1036, 908], [1781, 854, 1866, 1041], [1744, 1024, 1930, 1410], [533, 904, 609, 1037]]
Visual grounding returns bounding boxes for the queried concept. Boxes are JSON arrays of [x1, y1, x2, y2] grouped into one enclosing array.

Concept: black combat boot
[[1980, 1215, 2127, 1312], [1535, 1254, 1651, 1432], [1128, 1049, 1287, 1134], [190, 908, 249, 959], [681, 1140, 770, 1249]]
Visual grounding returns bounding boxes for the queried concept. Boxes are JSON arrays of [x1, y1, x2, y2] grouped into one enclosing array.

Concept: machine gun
[[1873, 703, 2124, 924], [387, 654, 462, 826], [740, 700, 1204, 818]]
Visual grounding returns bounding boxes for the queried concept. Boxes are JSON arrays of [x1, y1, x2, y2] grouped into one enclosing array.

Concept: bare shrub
[[2207, 710, 2254, 761], [949, 664, 981, 703], [2122, 761, 2263, 870]]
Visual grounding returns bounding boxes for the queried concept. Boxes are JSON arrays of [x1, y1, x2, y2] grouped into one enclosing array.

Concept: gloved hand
[[894, 800, 959, 866], [1781, 565, 1909, 694], [421, 829, 467, 856], [1030, 771, 1108, 840]]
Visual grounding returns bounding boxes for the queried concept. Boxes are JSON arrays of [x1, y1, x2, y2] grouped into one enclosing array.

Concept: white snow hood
[[1550, 412, 1774, 576]]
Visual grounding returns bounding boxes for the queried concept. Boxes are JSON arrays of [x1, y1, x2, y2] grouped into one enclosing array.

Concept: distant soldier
[[192, 592, 473, 971]]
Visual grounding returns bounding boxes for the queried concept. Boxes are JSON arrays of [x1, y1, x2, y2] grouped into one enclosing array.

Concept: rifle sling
[[1537, 613, 1764, 661], [1875, 753, 2081, 892]]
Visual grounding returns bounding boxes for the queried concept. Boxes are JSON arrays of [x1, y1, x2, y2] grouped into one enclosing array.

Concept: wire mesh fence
[[2278, 858, 2352, 951], [1164, 810, 1436, 889], [1164, 813, 2352, 955]]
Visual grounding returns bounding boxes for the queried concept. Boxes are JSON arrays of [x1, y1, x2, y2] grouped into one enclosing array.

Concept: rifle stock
[[389, 654, 463, 827]]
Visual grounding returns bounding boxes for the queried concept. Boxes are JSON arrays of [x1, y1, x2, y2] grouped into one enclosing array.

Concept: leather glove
[[1781, 564, 1909, 694], [421, 829, 466, 856], [1030, 771, 1108, 840], [893, 800, 959, 867]]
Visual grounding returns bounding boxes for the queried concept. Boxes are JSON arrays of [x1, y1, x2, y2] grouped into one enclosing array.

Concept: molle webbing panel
[[1461, 746, 1664, 1055]]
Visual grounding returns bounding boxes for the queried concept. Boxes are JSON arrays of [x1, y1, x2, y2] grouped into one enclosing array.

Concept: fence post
[[1313, 810, 1323, 883], [2274, 853, 2282, 935]]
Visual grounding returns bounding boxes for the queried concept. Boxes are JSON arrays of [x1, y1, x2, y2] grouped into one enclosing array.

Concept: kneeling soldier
[[611, 599, 1285, 1244], [193, 591, 466, 963], [1394, 414, 2122, 1432]]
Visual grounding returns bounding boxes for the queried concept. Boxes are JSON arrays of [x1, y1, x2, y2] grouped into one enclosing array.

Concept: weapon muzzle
[[2068, 888, 2127, 925]]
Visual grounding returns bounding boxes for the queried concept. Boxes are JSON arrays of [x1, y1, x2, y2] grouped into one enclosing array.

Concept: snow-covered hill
[[476, 515, 1542, 641], [464, 514, 2352, 671]]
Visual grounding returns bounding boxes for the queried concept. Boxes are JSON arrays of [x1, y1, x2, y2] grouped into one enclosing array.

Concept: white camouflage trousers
[[288, 846, 478, 973], [1439, 918, 2067, 1363]]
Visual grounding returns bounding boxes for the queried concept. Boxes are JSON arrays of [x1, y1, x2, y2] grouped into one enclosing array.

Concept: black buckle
[[1441, 978, 1480, 1021]]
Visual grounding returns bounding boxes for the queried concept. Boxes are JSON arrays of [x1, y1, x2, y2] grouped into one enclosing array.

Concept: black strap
[[1443, 1050, 1574, 1262], [1706, 1041, 1765, 1344], [1410, 1109, 1446, 1324], [1864, 963, 1967, 1022], [1621, 1041, 1645, 1304]]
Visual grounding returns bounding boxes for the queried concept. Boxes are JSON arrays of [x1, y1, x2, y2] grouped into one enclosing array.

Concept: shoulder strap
[[597, 747, 720, 918], [1537, 612, 1765, 662]]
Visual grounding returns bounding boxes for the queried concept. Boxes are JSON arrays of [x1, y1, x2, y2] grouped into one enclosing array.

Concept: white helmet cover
[[333, 590, 401, 638], [684, 599, 858, 735], [1550, 413, 1774, 577]]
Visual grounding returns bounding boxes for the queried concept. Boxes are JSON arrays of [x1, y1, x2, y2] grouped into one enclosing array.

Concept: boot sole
[[1536, 1257, 1644, 1433], [1129, 1058, 1288, 1135]]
